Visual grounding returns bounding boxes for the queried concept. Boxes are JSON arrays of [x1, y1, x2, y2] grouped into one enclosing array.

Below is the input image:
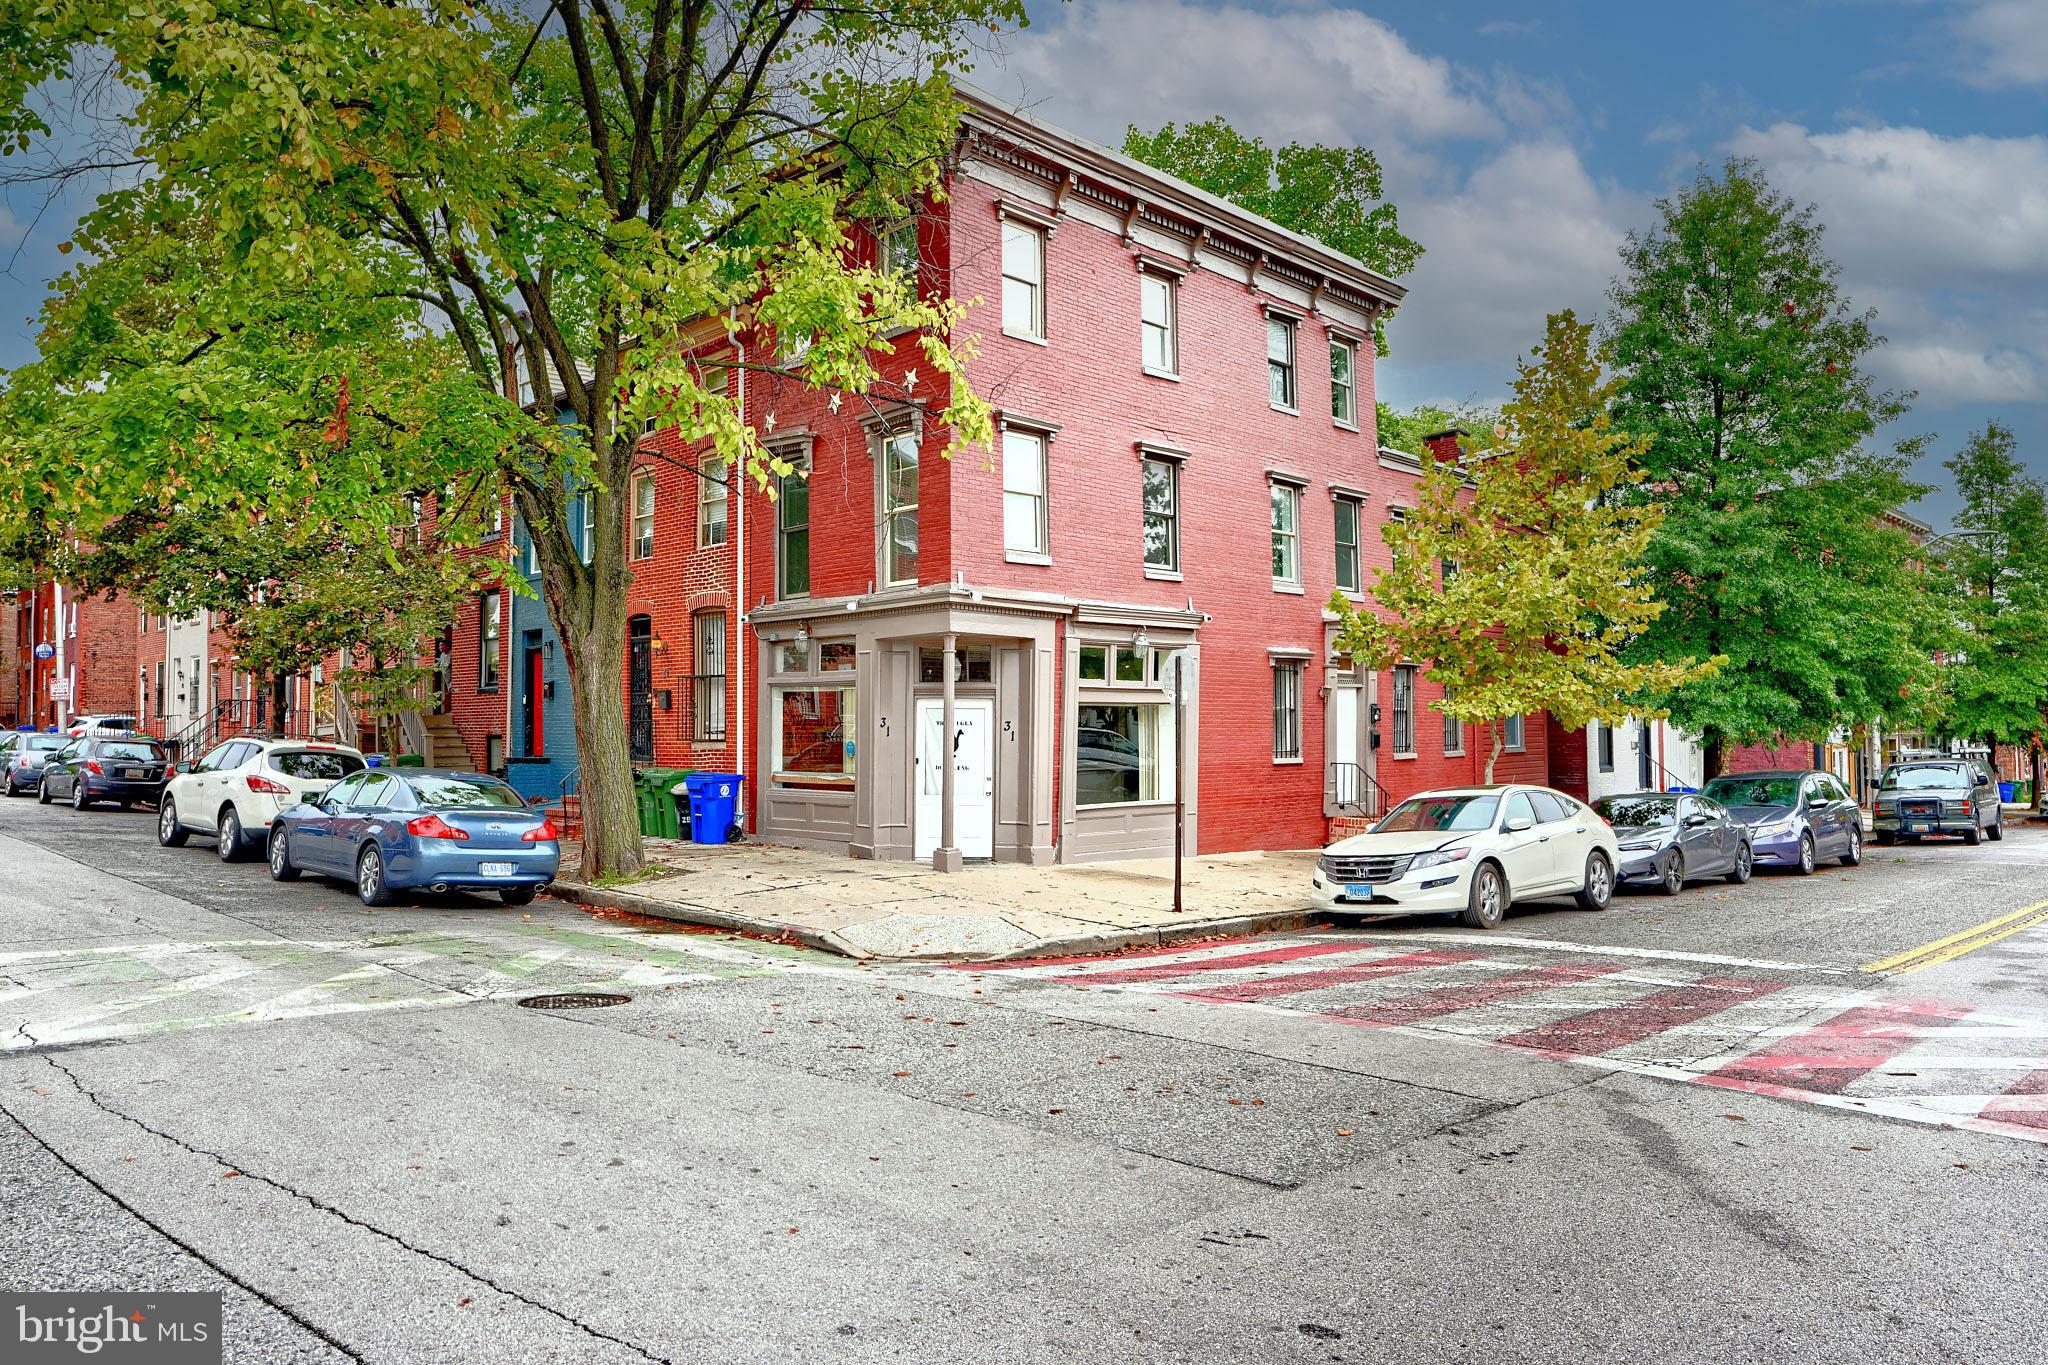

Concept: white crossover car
[[158, 737, 367, 862], [1311, 785, 1619, 929]]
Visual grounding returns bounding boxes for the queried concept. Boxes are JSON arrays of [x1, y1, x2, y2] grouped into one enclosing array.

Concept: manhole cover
[[516, 992, 632, 1010]]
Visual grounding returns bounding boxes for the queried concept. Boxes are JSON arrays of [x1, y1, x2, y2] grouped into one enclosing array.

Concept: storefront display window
[[772, 687, 856, 788], [1076, 702, 1175, 806]]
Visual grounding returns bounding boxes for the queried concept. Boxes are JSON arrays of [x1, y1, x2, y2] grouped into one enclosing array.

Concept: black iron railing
[[1331, 761, 1390, 818]]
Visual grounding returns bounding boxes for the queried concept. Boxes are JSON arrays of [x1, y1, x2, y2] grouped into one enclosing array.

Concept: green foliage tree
[[0, 0, 1018, 876], [1375, 400, 1502, 459], [1938, 422, 2048, 783], [1605, 160, 1939, 777], [1122, 117, 1420, 349], [1331, 311, 1718, 781]]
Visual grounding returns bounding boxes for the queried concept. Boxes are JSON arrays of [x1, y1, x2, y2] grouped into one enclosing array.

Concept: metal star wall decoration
[[828, 392, 843, 414]]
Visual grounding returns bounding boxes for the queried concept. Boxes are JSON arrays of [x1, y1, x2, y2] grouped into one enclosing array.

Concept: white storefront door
[[914, 698, 994, 860]]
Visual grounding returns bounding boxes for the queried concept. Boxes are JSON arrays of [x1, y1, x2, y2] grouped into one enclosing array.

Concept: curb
[[546, 881, 870, 960], [547, 880, 1325, 965]]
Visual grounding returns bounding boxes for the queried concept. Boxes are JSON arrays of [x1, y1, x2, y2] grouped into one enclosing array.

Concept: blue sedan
[[1699, 769, 1864, 874], [268, 768, 560, 906]]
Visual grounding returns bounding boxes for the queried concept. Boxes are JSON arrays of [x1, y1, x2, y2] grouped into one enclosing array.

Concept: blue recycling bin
[[2000, 781, 2016, 803], [685, 772, 744, 844]]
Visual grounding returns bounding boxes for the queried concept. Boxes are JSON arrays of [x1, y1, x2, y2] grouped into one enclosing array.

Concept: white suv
[[159, 737, 367, 862]]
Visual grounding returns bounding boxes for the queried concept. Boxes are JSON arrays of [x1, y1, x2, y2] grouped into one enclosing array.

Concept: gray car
[[4, 733, 75, 796], [1593, 791, 1753, 894], [1873, 759, 2003, 845]]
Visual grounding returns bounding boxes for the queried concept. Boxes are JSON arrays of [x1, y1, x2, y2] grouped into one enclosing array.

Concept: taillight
[[85, 761, 103, 775], [164, 763, 178, 775], [523, 819, 558, 842], [406, 814, 469, 841], [246, 774, 290, 795]]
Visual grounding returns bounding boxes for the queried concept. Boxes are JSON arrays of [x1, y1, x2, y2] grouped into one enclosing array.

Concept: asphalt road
[[3, 795, 2046, 1363]]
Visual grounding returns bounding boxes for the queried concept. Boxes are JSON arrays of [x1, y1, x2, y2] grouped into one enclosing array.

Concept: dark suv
[[39, 735, 172, 810], [1873, 760, 2003, 845]]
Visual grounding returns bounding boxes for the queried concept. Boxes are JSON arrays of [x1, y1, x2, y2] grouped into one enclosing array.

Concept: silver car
[[1593, 791, 1753, 894], [4, 733, 76, 796], [1873, 760, 2003, 845]]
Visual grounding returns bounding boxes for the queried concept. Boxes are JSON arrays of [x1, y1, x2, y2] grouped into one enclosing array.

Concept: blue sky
[[978, 0, 2048, 525], [3, 1, 2043, 527]]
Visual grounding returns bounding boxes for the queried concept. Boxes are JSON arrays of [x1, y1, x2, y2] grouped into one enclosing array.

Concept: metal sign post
[[1169, 652, 1185, 916]]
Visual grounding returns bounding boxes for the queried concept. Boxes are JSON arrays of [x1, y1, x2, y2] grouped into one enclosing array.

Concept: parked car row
[[2, 730, 560, 907], [1310, 762, 2002, 930]]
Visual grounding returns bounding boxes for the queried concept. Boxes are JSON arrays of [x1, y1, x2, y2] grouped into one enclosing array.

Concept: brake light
[[406, 814, 469, 841], [85, 761, 103, 776], [523, 818, 559, 843], [164, 763, 178, 775], [246, 774, 290, 795]]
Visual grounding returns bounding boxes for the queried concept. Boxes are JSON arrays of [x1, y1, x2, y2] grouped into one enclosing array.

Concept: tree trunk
[[562, 611, 641, 880], [1483, 724, 1505, 785], [1703, 731, 1725, 781], [270, 672, 289, 734]]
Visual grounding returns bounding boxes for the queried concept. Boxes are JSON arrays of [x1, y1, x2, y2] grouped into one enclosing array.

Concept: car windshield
[[1882, 765, 1969, 791], [1702, 775, 1800, 808], [1594, 795, 1676, 828], [408, 775, 524, 809], [98, 742, 164, 762], [271, 750, 365, 780], [1375, 794, 1501, 834]]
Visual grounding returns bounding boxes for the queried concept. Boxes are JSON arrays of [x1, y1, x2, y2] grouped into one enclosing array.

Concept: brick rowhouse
[[727, 84, 1554, 865]]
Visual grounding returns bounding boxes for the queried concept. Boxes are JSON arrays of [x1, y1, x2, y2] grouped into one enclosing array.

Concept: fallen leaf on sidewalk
[[223, 1171, 241, 1179], [1722, 1114, 1746, 1122], [893, 1071, 911, 1078], [458, 1298, 472, 1308], [1336, 1130, 1354, 1137]]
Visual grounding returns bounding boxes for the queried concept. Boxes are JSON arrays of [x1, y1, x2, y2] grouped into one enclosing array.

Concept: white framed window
[[1267, 315, 1297, 410], [1141, 272, 1177, 375], [1505, 714, 1526, 752], [1331, 337, 1357, 426], [1142, 457, 1179, 574], [698, 457, 729, 547], [693, 611, 727, 742], [1270, 481, 1301, 587], [1001, 219, 1046, 340], [1002, 428, 1049, 558], [631, 472, 655, 560], [1334, 495, 1362, 594], [882, 219, 919, 279], [880, 431, 920, 586], [1273, 661, 1303, 762], [572, 491, 593, 564], [777, 456, 810, 599], [478, 591, 500, 691], [1392, 664, 1417, 755]]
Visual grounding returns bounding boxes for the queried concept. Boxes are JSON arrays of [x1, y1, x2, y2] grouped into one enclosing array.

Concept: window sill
[[1334, 419, 1360, 433], [1444, 750, 1465, 759], [1004, 550, 1053, 566], [1506, 746, 1526, 755], [1001, 328, 1050, 348], [1273, 756, 1304, 767], [1271, 581, 1305, 595], [1336, 584, 1363, 600], [477, 686, 501, 695], [1392, 751, 1418, 761], [1143, 566, 1184, 582], [1270, 403, 1300, 417], [1142, 366, 1181, 383]]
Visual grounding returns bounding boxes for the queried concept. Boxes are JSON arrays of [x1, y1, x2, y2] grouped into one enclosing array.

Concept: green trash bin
[[393, 753, 426, 768], [636, 767, 691, 840]]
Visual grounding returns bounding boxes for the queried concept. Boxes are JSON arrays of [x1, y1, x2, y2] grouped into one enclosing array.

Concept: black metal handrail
[[1331, 761, 1390, 818]]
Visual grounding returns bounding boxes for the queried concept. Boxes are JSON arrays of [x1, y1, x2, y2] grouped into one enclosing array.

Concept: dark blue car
[[268, 768, 560, 906], [1699, 770, 1863, 875]]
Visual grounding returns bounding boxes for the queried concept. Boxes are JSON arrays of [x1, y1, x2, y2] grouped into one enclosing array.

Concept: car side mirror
[[1504, 815, 1533, 833], [1685, 813, 1710, 828]]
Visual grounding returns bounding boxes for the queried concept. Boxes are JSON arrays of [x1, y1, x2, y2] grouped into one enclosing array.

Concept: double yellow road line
[[1864, 898, 2048, 976]]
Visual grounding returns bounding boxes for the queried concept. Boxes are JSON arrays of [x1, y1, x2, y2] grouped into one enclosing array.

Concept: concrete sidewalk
[[550, 839, 1323, 961]]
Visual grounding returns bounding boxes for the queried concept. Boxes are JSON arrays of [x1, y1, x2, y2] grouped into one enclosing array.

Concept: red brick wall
[[1723, 739, 1821, 774]]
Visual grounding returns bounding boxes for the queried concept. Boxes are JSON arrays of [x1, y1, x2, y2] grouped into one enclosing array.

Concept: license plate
[[124, 768, 144, 779], [1344, 883, 1374, 899], [478, 861, 517, 877]]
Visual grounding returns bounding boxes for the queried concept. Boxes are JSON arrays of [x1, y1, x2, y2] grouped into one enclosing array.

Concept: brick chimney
[[1420, 427, 1469, 464]]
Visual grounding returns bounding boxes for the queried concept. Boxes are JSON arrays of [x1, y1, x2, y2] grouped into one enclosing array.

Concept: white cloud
[[1725, 121, 2048, 406], [1951, 0, 2048, 90]]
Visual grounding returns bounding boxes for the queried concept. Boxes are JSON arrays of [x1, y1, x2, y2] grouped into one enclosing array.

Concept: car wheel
[[1875, 831, 1896, 847], [1796, 832, 1816, 875], [268, 826, 301, 881], [500, 886, 537, 907], [1574, 852, 1613, 911], [37, 778, 53, 805], [216, 807, 245, 862], [1963, 823, 1982, 846], [1658, 850, 1685, 896], [158, 798, 189, 847], [70, 780, 90, 811], [1841, 826, 1863, 867], [1988, 818, 2004, 843], [1728, 842, 1753, 884], [356, 846, 395, 907], [1459, 862, 1507, 930]]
